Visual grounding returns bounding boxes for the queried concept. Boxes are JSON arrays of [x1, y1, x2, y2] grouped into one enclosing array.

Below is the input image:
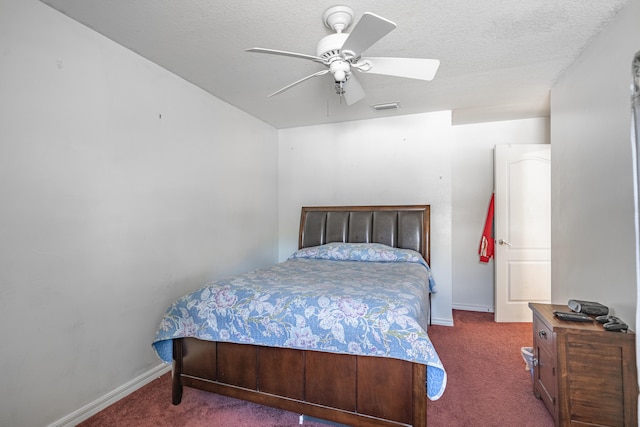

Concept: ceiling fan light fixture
[[371, 102, 400, 111]]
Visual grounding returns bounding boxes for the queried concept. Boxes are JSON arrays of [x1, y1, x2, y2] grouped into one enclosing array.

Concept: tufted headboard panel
[[299, 205, 430, 265]]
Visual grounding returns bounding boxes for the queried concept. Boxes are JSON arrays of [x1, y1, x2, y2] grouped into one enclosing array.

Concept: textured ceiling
[[40, 0, 628, 128]]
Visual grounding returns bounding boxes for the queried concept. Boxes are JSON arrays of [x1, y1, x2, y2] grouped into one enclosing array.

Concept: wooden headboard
[[298, 205, 430, 265]]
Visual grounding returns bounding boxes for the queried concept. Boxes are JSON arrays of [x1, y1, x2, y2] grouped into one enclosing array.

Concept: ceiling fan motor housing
[[316, 33, 349, 60]]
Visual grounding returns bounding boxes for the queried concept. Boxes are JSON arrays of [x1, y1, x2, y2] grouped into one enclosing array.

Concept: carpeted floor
[[78, 310, 553, 426], [426, 310, 553, 426], [79, 372, 330, 427]]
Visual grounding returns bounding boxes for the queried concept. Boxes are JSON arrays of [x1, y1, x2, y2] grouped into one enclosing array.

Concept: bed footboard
[[172, 338, 427, 427]]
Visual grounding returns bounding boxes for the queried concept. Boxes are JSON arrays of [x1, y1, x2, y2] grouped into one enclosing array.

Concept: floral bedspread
[[152, 243, 446, 400]]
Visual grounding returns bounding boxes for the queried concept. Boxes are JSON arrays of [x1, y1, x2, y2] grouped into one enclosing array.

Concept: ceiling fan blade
[[246, 47, 325, 64], [359, 57, 440, 81], [268, 69, 330, 97], [340, 13, 396, 57], [342, 75, 366, 105]]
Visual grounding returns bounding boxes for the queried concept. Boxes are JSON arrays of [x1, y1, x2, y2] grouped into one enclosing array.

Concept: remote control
[[604, 322, 629, 331], [596, 315, 621, 324], [553, 310, 593, 322]]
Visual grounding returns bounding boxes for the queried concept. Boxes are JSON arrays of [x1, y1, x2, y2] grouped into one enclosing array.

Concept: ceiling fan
[[246, 6, 440, 105]]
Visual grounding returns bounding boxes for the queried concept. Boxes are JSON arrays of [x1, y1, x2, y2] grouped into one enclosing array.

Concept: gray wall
[[0, 2, 279, 426], [550, 0, 639, 328]]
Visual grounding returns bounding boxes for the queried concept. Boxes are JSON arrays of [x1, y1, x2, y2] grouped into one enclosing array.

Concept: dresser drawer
[[533, 315, 553, 354], [533, 314, 556, 418]]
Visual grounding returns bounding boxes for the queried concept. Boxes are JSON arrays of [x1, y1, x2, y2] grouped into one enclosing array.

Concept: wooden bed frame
[[171, 205, 432, 427]]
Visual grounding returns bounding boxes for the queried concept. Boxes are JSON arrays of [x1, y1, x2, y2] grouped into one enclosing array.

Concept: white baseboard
[[452, 303, 494, 313], [48, 363, 171, 427], [429, 305, 495, 327], [430, 316, 454, 326]]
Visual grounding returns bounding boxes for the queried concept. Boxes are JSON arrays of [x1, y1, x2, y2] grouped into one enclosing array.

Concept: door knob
[[498, 239, 512, 246]]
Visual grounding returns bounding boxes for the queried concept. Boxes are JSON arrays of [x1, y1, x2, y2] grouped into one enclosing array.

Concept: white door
[[494, 144, 551, 322]]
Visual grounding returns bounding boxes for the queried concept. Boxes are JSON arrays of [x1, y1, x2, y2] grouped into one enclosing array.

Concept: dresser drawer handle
[[538, 330, 547, 339]]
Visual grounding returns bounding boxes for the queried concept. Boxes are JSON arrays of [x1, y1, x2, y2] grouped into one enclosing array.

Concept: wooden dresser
[[529, 303, 638, 426]]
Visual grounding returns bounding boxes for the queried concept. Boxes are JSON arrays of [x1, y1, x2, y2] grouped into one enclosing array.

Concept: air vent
[[371, 102, 400, 111]]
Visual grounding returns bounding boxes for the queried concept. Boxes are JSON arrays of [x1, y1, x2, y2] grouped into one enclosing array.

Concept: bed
[[152, 205, 446, 427]]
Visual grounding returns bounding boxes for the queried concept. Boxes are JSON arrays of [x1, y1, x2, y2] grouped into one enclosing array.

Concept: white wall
[[451, 119, 549, 312], [550, 0, 639, 328], [278, 112, 454, 324], [0, 2, 278, 426]]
